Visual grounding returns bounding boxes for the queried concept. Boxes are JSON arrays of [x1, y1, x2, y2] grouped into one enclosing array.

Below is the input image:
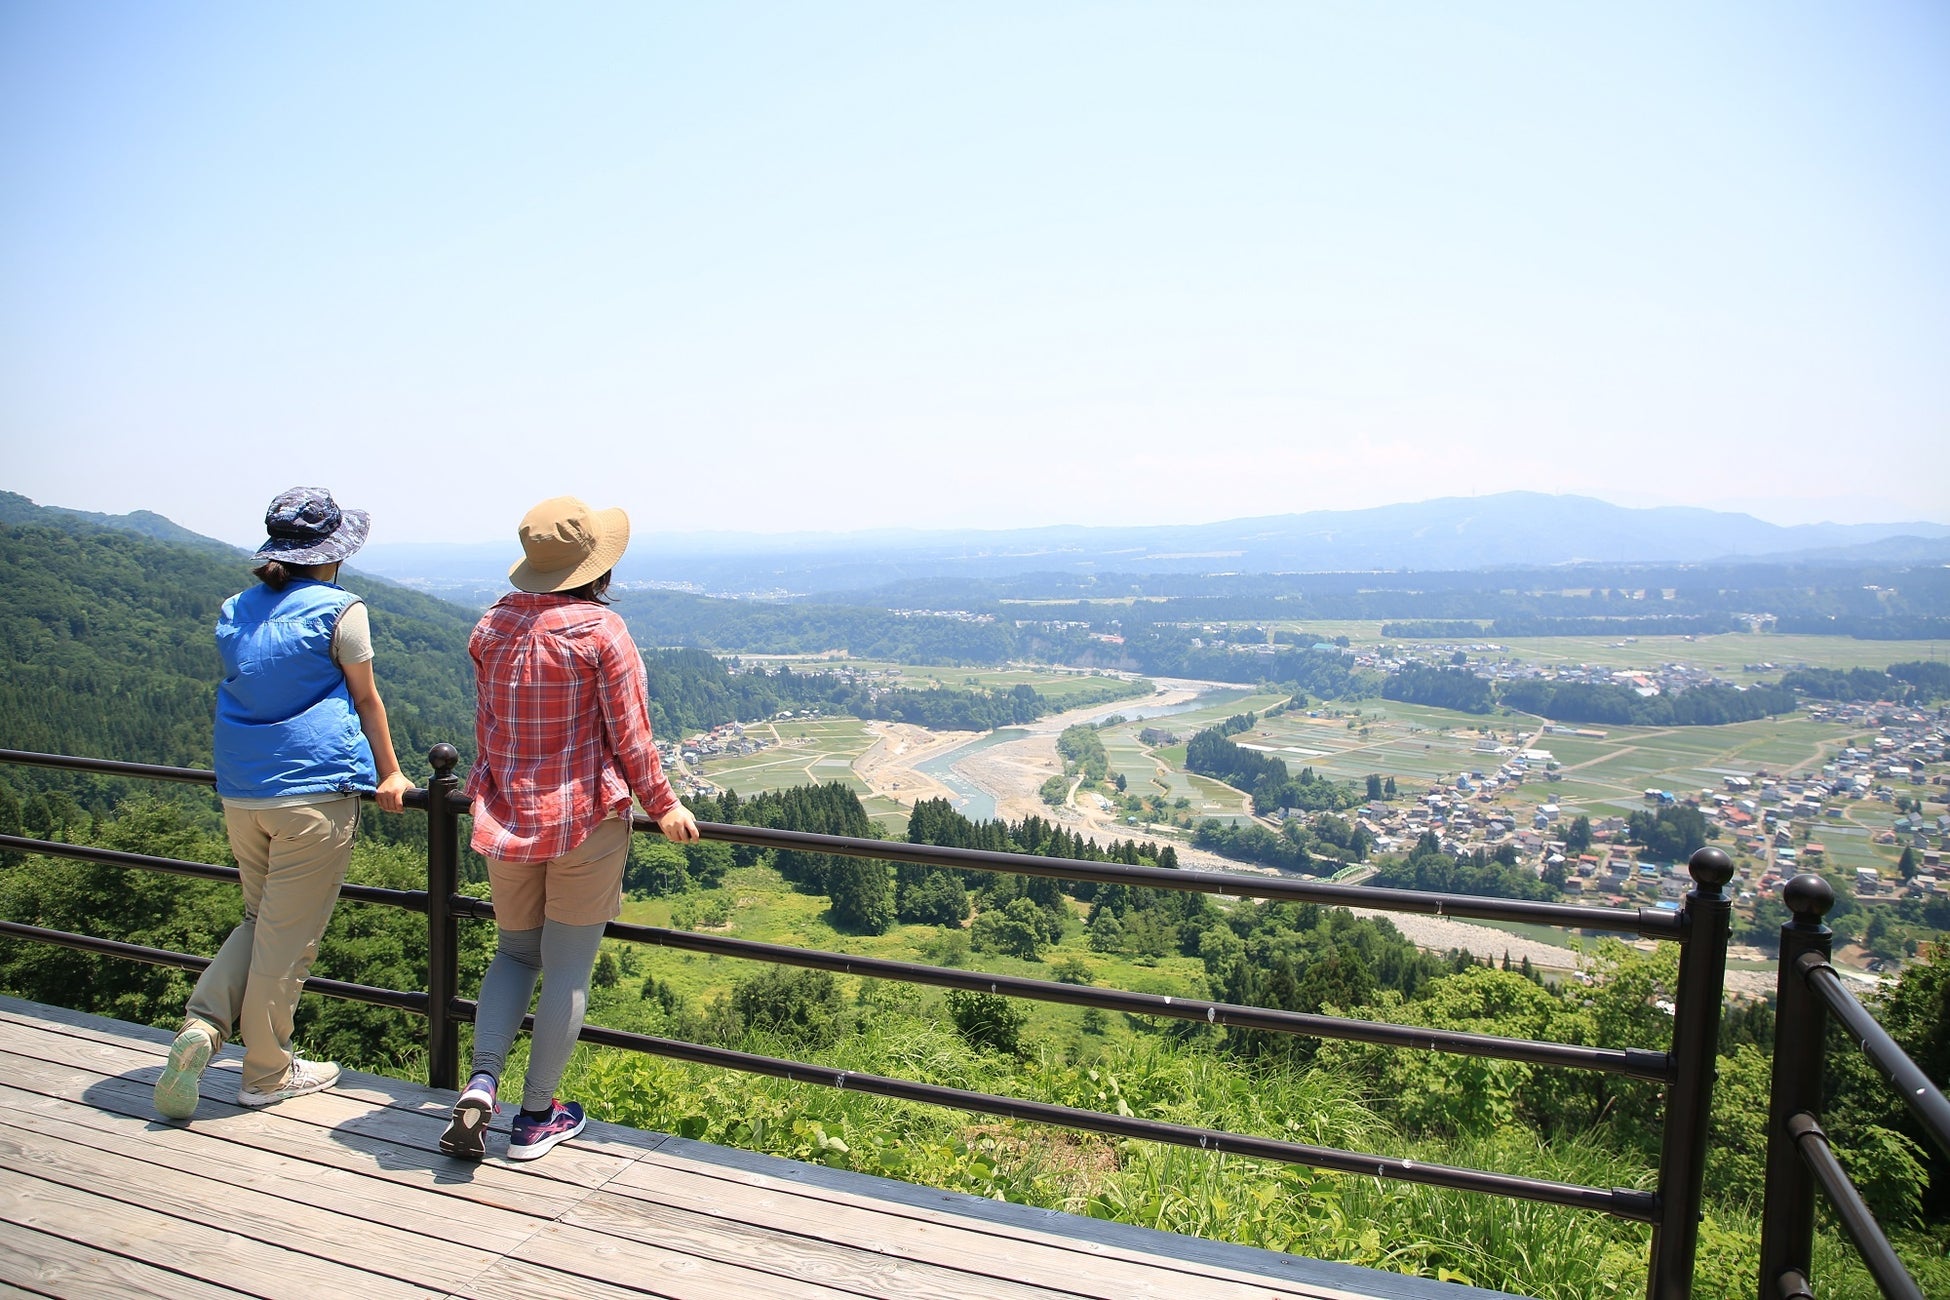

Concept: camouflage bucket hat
[[252, 486, 371, 565]]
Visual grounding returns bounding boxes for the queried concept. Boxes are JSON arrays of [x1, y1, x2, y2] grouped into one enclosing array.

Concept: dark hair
[[253, 560, 335, 592], [566, 570, 614, 604]]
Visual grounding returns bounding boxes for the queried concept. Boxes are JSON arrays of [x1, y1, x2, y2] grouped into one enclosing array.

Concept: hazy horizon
[[12, 483, 1945, 556]]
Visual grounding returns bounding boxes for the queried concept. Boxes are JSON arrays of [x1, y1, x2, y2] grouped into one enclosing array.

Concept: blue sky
[[3, 3, 1946, 547]]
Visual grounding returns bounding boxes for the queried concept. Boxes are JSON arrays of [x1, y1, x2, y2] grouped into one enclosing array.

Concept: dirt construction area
[[853, 722, 981, 810], [853, 680, 1216, 827]]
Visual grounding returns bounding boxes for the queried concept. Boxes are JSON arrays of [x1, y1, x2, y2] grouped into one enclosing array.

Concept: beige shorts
[[486, 816, 631, 929]]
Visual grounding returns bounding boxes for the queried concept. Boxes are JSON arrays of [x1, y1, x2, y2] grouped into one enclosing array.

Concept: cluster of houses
[[1334, 708, 1949, 916], [1350, 784, 1681, 901], [890, 608, 995, 623], [1499, 658, 1731, 697], [1355, 782, 1602, 863], [658, 722, 772, 797]]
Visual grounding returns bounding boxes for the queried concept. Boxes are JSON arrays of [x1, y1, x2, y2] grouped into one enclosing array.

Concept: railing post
[[1757, 873, 1833, 1300], [1648, 845, 1735, 1300], [423, 742, 463, 1092]]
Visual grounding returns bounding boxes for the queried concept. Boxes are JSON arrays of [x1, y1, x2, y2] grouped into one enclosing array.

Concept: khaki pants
[[189, 797, 359, 1093], [484, 815, 631, 929]]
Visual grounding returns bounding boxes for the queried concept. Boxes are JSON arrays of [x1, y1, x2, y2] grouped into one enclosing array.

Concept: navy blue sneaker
[[507, 1099, 585, 1162]]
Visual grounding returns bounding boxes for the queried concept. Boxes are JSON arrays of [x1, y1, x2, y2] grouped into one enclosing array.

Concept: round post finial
[[1783, 873, 1834, 926], [1686, 845, 1735, 891], [428, 743, 460, 777]]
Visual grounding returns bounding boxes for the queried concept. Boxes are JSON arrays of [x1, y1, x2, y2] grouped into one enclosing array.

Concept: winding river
[[910, 681, 1256, 821]]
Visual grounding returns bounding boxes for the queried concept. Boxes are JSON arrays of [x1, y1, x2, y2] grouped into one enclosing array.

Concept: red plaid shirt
[[467, 592, 678, 863]]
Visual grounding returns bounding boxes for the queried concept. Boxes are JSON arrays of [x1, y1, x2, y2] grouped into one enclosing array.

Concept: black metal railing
[[1757, 875, 1948, 1300], [2, 741, 1878, 1299]]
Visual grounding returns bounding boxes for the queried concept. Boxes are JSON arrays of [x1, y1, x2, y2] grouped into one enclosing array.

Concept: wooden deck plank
[[0, 1009, 665, 1188], [494, 1220, 873, 1300], [455, 1257, 682, 1300], [0, 1005, 678, 1153], [0, 1083, 975, 1294], [0, 1168, 441, 1300], [615, 1142, 1394, 1300], [0, 999, 668, 1158], [0, 1024, 668, 1219], [0, 1045, 594, 1220], [0, 1121, 500, 1292], [599, 1158, 1217, 1300], [456, 1254, 806, 1300], [0, 1223, 250, 1300], [0, 1082, 544, 1254], [562, 1189, 1085, 1300]]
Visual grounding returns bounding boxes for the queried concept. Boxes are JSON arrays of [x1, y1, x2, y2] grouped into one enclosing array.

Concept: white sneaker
[[154, 1023, 218, 1120], [237, 1058, 340, 1107]]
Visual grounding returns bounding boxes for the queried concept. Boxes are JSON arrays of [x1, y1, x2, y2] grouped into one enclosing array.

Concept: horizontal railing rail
[[0, 919, 427, 1014], [597, 915, 1677, 1082], [0, 834, 427, 911], [0, 742, 1744, 1295], [1783, 1114, 1922, 1300], [1759, 874, 1938, 1300], [1795, 955, 1950, 1159], [0, 749, 222, 786], [642, 811, 1687, 939], [0, 747, 438, 811]]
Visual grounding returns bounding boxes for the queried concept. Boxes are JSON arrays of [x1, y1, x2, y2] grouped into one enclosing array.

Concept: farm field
[[1486, 633, 1947, 682], [1521, 715, 1861, 818], [1099, 690, 1286, 825], [690, 716, 907, 825], [1103, 730, 1248, 819], [1265, 622, 1943, 682], [1209, 697, 1510, 791]]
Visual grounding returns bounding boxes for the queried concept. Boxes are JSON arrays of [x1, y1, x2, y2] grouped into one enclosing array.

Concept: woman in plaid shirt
[[440, 496, 699, 1162]]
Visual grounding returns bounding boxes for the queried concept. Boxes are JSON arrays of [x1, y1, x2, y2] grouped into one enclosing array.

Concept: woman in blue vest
[[153, 486, 413, 1119]]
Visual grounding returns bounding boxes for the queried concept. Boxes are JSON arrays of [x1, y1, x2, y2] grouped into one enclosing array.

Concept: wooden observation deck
[[0, 996, 1512, 1300]]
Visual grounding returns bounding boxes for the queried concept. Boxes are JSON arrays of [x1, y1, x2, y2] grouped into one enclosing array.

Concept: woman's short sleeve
[[332, 600, 375, 665]]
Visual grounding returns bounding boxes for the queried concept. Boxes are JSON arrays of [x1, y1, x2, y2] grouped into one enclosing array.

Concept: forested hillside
[[0, 488, 234, 551]]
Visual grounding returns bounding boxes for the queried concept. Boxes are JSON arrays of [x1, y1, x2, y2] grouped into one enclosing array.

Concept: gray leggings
[[468, 920, 606, 1112]]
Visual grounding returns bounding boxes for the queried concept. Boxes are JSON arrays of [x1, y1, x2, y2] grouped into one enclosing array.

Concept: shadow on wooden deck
[[0, 994, 1519, 1299]]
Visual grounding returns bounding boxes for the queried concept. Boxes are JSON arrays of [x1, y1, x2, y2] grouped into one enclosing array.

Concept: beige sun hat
[[509, 496, 631, 593]]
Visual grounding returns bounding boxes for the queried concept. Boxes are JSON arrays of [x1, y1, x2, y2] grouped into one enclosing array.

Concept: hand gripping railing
[[0, 744, 1741, 1297], [1758, 874, 1948, 1300]]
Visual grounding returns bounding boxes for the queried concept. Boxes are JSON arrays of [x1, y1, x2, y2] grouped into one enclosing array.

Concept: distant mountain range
[[8, 488, 1947, 597], [353, 492, 1950, 595]]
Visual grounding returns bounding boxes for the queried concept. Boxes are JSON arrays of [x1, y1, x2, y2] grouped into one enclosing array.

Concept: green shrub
[[730, 966, 845, 1048], [946, 988, 1029, 1057]]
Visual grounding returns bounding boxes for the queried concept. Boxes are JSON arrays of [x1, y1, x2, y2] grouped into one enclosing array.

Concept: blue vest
[[212, 580, 377, 800]]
